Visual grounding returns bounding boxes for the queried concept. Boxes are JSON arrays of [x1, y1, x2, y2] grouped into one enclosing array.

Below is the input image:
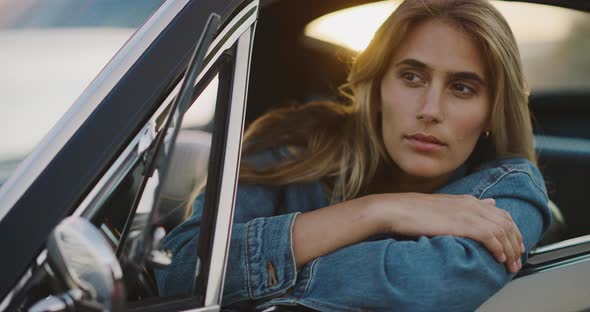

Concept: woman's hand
[[367, 193, 525, 273]]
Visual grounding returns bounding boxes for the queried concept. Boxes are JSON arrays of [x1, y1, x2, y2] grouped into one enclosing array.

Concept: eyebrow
[[394, 58, 487, 86]]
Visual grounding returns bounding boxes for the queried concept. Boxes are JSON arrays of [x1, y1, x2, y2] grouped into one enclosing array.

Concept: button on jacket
[[155, 149, 551, 312]]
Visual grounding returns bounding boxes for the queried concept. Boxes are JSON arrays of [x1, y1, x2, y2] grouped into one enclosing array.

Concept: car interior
[[244, 0, 590, 246], [114, 0, 590, 300], [123, 0, 589, 304]]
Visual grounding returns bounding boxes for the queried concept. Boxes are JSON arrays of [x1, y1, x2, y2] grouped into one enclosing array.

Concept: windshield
[[0, 0, 165, 185]]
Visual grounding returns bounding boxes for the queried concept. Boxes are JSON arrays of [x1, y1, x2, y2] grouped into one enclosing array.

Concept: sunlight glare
[[304, 0, 577, 53]]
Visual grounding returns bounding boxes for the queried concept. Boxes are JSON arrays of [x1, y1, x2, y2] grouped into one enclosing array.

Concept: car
[[0, 0, 589, 311]]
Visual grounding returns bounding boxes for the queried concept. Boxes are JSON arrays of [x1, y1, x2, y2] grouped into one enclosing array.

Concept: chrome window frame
[[205, 18, 256, 307]]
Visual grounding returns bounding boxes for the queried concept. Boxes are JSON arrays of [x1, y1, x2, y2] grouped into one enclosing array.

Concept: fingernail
[[521, 242, 525, 252], [500, 253, 506, 262], [517, 259, 522, 269]]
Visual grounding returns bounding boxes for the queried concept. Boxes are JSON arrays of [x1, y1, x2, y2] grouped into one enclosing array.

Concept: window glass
[[87, 73, 220, 302], [0, 0, 165, 186], [156, 74, 219, 230]]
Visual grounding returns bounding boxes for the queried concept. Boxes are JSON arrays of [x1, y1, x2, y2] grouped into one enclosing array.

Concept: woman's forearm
[[292, 195, 383, 268], [293, 191, 527, 272]]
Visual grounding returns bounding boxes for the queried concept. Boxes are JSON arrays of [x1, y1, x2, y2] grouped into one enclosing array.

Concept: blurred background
[[0, 0, 165, 184]]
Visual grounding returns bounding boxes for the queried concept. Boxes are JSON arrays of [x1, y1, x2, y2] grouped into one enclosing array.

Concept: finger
[[490, 223, 518, 265], [504, 254, 521, 273], [471, 225, 508, 263], [506, 261, 517, 273], [507, 226, 523, 262], [502, 210, 525, 252], [476, 211, 518, 263], [494, 208, 525, 254], [484, 236, 507, 263], [494, 213, 524, 258], [479, 207, 524, 259], [481, 198, 496, 206], [508, 258, 522, 273]]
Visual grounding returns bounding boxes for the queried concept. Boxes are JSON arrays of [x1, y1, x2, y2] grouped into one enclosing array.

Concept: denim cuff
[[245, 212, 300, 299]]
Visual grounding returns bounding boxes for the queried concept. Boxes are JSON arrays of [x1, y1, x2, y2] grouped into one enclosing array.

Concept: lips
[[406, 133, 446, 145], [404, 133, 446, 152]]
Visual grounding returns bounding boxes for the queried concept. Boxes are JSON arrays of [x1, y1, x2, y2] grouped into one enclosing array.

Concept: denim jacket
[[155, 149, 551, 312]]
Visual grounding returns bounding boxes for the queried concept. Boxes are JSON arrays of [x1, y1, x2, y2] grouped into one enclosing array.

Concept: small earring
[[484, 130, 491, 138]]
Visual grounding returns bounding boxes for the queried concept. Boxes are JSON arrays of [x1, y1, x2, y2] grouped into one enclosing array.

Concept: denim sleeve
[[266, 170, 551, 312], [224, 212, 300, 303], [155, 189, 300, 305]]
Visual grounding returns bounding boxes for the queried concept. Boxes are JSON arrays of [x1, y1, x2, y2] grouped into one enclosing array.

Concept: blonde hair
[[240, 0, 535, 203]]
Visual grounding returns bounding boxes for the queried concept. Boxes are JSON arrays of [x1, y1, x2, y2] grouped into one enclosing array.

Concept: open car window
[[83, 67, 225, 306]]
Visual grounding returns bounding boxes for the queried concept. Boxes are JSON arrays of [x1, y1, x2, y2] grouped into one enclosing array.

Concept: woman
[[156, 0, 551, 311]]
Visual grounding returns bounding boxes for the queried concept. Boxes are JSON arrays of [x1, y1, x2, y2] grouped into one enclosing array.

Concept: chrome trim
[[195, 2, 258, 88], [181, 305, 220, 312], [0, 267, 32, 311], [532, 234, 590, 255], [137, 122, 158, 156], [36, 250, 47, 266], [205, 10, 257, 305], [0, 0, 191, 221]]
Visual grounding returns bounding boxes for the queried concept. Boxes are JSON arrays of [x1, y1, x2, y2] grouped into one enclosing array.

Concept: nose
[[416, 84, 444, 123]]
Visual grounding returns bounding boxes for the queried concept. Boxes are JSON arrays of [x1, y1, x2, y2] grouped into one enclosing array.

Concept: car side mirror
[[30, 217, 126, 312]]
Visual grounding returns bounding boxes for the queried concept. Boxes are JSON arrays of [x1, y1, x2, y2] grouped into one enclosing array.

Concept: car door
[[0, 0, 258, 310]]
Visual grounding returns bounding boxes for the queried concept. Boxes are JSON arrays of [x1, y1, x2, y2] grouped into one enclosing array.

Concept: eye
[[451, 83, 477, 97], [402, 72, 416, 81], [400, 71, 425, 86]]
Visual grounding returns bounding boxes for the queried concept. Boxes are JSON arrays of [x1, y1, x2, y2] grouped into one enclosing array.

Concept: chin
[[395, 155, 454, 179]]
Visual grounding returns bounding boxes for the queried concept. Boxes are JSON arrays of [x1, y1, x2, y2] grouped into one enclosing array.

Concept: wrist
[[365, 193, 410, 235], [363, 194, 392, 235]]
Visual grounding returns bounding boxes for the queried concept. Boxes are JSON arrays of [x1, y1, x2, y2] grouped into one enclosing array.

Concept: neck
[[370, 163, 451, 194], [394, 171, 450, 194]]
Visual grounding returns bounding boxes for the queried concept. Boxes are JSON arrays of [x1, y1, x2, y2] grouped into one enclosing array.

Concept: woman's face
[[380, 18, 491, 181]]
